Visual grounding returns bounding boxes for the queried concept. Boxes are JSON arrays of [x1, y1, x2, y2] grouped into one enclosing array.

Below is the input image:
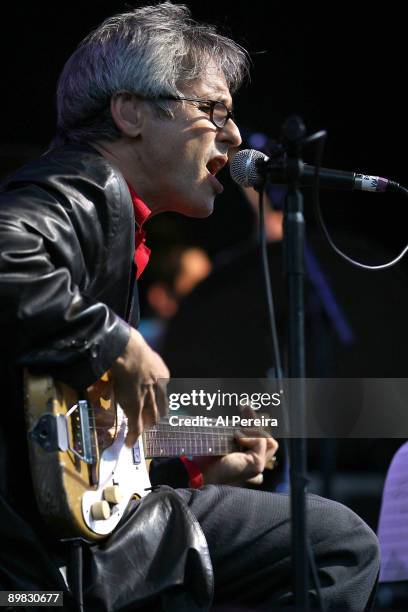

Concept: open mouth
[[206, 156, 227, 176]]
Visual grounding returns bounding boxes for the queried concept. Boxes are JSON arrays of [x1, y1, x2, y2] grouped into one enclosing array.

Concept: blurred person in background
[[139, 245, 212, 349]]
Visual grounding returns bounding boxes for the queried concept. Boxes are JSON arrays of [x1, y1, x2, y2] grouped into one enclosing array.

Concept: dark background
[[1, 2, 408, 534]]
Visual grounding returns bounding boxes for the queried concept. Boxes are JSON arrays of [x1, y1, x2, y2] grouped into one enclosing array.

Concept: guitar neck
[[143, 418, 237, 458]]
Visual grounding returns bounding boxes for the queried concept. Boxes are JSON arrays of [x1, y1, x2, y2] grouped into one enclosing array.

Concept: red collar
[[126, 182, 151, 279], [127, 182, 151, 228]]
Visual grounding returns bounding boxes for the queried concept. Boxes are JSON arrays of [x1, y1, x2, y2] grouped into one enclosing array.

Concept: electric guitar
[[24, 372, 240, 541]]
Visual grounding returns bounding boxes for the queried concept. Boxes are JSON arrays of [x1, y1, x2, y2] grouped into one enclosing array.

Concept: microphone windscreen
[[230, 148, 269, 188]]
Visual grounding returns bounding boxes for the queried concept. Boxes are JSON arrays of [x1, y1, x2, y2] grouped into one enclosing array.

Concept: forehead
[[181, 64, 233, 107]]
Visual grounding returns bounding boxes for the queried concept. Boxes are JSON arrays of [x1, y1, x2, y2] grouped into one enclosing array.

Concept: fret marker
[[209, 448, 212, 452]]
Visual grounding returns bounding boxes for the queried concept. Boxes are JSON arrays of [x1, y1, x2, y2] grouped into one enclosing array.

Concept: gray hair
[[53, 2, 250, 146]]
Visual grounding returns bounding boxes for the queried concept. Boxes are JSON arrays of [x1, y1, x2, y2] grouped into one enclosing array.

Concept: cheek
[[173, 148, 204, 184], [153, 131, 208, 192]]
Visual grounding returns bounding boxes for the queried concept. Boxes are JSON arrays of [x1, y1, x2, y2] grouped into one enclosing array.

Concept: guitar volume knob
[[90, 500, 111, 520], [103, 485, 124, 504]]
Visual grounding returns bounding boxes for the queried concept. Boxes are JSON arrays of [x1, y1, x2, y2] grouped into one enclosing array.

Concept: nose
[[217, 118, 242, 149]]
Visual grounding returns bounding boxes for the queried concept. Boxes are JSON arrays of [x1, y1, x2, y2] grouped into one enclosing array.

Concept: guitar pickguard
[[82, 407, 151, 535]]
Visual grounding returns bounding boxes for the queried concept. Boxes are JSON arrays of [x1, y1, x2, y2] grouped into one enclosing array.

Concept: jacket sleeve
[[0, 179, 131, 390]]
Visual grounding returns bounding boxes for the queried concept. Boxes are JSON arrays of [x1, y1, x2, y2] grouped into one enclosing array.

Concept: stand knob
[[103, 485, 124, 504], [91, 500, 111, 520]]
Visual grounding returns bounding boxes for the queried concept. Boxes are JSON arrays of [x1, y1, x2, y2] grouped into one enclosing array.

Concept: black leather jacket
[[0, 143, 134, 390], [0, 144, 213, 610]]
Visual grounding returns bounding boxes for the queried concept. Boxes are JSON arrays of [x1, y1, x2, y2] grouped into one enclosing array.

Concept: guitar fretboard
[[143, 419, 238, 458]]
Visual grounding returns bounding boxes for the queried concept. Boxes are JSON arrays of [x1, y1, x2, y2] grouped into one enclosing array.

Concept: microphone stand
[[281, 116, 309, 610]]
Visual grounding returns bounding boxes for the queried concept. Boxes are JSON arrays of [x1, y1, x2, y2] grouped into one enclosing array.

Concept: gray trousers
[[175, 486, 380, 611]]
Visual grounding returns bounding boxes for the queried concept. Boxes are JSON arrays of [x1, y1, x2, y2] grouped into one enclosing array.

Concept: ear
[[110, 92, 146, 138]]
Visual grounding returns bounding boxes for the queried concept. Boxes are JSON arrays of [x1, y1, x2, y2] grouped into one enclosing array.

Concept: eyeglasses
[[156, 96, 235, 129]]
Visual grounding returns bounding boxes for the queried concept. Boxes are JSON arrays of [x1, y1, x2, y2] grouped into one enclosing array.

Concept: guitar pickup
[[66, 399, 95, 464]]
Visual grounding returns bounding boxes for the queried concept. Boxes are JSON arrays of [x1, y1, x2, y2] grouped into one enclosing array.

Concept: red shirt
[[126, 183, 203, 488], [127, 182, 151, 279]]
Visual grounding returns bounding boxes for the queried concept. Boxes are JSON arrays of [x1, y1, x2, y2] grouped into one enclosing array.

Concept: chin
[[178, 198, 215, 219], [191, 205, 214, 219]]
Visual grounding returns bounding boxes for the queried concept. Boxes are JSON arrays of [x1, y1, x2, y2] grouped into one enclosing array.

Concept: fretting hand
[[193, 429, 279, 486]]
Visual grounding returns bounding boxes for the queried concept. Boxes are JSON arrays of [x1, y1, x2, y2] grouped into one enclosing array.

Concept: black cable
[[314, 161, 408, 271], [258, 189, 290, 439], [258, 188, 283, 380]]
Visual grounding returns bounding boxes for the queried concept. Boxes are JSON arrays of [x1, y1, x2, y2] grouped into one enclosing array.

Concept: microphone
[[230, 148, 401, 193]]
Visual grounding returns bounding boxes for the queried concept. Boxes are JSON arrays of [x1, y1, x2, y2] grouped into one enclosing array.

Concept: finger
[[236, 434, 267, 455], [239, 404, 257, 419], [229, 445, 265, 476], [124, 388, 147, 447], [142, 384, 160, 428], [239, 452, 265, 479], [246, 473, 264, 485], [239, 436, 278, 468], [125, 421, 141, 447], [236, 427, 271, 439], [155, 379, 169, 417], [125, 415, 143, 447], [265, 437, 279, 455], [265, 456, 278, 470], [234, 435, 269, 474]]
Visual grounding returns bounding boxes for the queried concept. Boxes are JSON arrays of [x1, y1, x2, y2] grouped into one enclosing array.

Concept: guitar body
[[24, 372, 151, 541], [24, 372, 250, 541]]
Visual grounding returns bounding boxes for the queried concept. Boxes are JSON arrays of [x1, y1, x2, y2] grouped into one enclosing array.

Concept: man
[[0, 3, 379, 610]]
